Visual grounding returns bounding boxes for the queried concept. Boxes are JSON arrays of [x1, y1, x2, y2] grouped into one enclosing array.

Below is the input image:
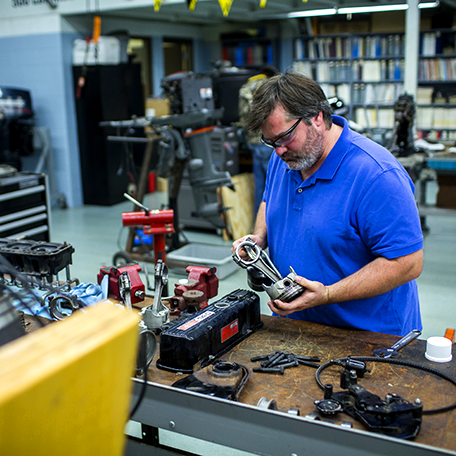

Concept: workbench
[[126, 313, 456, 456]]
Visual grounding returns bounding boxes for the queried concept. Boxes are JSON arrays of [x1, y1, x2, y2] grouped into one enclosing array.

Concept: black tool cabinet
[[73, 63, 145, 206], [0, 171, 50, 241]]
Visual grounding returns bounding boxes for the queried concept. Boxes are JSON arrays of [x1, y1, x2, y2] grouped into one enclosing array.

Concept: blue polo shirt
[[263, 116, 423, 336]]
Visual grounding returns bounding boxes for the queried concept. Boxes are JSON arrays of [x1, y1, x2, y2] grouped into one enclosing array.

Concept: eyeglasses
[[260, 118, 302, 149]]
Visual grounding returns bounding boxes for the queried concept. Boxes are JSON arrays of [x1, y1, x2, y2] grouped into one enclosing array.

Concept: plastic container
[[166, 243, 237, 279], [425, 336, 453, 363]]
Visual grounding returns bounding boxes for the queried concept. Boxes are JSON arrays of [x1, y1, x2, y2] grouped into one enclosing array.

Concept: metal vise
[[122, 209, 174, 263], [97, 262, 145, 304], [170, 265, 219, 315]]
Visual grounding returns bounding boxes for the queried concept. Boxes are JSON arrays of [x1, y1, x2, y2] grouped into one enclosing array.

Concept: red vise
[[170, 265, 219, 315], [122, 209, 174, 263], [97, 262, 145, 304]]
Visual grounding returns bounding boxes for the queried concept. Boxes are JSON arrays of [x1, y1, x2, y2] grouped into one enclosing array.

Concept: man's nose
[[274, 145, 287, 156]]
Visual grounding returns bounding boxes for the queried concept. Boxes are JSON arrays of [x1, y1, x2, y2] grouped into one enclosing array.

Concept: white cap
[[425, 336, 453, 363]]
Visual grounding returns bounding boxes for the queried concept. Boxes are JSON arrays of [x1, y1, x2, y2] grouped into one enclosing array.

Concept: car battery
[[157, 289, 262, 373]]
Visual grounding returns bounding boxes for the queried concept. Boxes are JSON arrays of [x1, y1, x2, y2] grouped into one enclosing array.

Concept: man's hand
[[268, 275, 330, 316], [231, 234, 265, 258]]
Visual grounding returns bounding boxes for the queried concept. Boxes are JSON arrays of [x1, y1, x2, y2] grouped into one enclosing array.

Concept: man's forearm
[[253, 201, 268, 249], [326, 249, 423, 304]]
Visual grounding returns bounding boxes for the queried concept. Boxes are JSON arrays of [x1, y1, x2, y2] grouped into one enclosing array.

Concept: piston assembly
[[232, 238, 305, 303]]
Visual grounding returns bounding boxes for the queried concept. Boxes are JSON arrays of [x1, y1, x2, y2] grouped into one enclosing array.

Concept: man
[[232, 72, 423, 336], [238, 65, 279, 214]]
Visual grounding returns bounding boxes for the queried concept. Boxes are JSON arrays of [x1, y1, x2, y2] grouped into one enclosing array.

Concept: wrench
[[373, 329, 422, 358]]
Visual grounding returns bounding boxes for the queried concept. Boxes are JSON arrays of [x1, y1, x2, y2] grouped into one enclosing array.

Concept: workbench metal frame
[[127, 378, 455, 456]]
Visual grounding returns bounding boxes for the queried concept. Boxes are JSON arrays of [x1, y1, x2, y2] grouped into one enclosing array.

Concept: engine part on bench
[[97, 262, 145, 304], [257, 397, 278, 410], [170, 265, 219, 316], [136, 320, 158, 376], [172, 360, 250, 401], [157, 289, 263, 373], [232, 238, 305, 303], [119, 271, 133, 311], [0, 238, 75, 283], [315, 361, 423, 439], [140, 259, 170, 332], [48, 293, 81, 320]]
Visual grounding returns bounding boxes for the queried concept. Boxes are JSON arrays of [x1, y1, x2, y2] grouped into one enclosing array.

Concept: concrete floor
[[49, 184, 456, 455]]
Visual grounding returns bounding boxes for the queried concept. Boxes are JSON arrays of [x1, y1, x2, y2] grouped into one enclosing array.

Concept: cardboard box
[[436, 175, 456, 209], [145, 98, 170, 118]]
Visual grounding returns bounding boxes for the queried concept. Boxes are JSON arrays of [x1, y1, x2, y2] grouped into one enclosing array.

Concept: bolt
[[262, 352, 285, 368], [169, 421, 175, 428], [253, 366, 284, 374], [279, 360, 299, 369]]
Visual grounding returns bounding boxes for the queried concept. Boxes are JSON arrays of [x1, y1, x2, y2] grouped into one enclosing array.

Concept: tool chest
[[0, 171, 51, 241]]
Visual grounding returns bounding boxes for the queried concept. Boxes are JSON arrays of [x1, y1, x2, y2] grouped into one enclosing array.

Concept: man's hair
[[246, 72, 333, 134]]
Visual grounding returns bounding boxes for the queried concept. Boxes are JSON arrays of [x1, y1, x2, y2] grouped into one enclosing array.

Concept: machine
[[0, 87, 34, 171]]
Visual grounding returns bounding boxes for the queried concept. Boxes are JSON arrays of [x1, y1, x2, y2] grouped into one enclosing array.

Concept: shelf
[[353, 80, 403, 84], [419, 54, 456, 59], [352, 103, 394, 108], [294, 29, 456, 122], [418, 80, 456, 84], [417, 104, 456, 108]]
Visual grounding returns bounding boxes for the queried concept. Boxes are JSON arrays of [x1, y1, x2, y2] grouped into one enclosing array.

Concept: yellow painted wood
[[220, 172, 255, 240], [0, 302, 139, 456]]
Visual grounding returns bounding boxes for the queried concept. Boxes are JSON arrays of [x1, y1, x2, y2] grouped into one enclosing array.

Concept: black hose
[[315, 356, 456, 415]]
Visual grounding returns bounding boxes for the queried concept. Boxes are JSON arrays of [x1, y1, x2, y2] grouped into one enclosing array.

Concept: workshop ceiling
[[98, 0, 454, 26]]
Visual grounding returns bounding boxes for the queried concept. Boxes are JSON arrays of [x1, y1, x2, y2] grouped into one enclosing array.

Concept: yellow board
[[0, 302, 139, 456], [220, 172, 255, 240]]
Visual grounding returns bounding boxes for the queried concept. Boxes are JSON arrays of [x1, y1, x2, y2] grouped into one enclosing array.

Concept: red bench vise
[[169, 265, 219, 315], [122, 209, 174, 263], [97, 262, 145, 304]]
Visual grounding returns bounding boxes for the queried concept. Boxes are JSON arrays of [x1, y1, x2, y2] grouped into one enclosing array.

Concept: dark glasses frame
[[260, 118, 302, 149]]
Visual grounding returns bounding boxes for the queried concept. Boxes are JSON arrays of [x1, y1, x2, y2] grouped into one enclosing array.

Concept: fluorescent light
[[286, 1, 438, 18], [418, 1, 439, 8], [287, 8, 337, 18], [338, 4, 408, 14]]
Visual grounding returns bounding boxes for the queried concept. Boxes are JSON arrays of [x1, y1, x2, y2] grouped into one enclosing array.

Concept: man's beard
[[281, 125, 324, 172]]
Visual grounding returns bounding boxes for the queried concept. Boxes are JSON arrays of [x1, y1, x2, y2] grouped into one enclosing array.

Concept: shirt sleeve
[[355, 167, 423, 259]]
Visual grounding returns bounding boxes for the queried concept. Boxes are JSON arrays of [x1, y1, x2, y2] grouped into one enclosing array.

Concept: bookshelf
[[221, 36, 275, 68], [293, 29, 456, 137]]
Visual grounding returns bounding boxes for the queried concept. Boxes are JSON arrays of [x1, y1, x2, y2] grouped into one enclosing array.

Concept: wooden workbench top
[[148, 314, 456, 452]]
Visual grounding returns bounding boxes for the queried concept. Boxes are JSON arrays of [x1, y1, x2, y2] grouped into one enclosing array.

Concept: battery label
[[221, 319, 239, 343], [177, 311, 215, 331]]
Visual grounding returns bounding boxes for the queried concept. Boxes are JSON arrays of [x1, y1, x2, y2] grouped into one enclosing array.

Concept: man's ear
[[313, 111, 324, 128]]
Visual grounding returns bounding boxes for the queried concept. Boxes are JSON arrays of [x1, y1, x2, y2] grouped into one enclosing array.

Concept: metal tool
[[140, 259, 170, 332], [373, 329, 422, 358], [97, 262, 145, 304], [170, 265, 219, 315], [119, 271, 132, 311], [232, 238, 305, 303]]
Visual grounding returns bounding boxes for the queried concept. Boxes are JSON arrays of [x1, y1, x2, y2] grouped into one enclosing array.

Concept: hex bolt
[[279, 360, 299, 369], [253, 366, 284, 374], [262, 352, 286, 368], [250, 354, 270, 362]]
